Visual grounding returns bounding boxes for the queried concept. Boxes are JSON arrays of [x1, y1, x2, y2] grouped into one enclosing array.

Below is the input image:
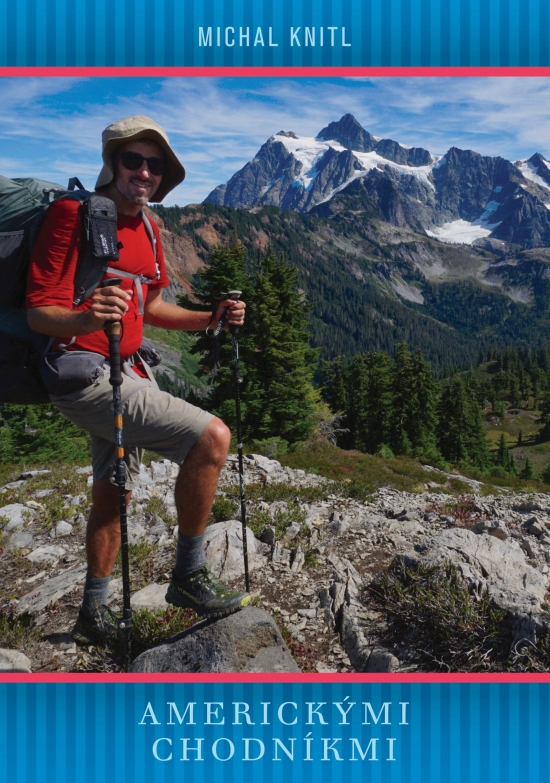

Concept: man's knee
[[185, 417, 230, 469]]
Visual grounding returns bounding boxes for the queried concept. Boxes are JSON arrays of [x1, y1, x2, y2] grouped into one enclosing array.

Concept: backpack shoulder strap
[[73, 194, 120, 307], [141, 211, 160, 281], [141, 213, 157, 257]]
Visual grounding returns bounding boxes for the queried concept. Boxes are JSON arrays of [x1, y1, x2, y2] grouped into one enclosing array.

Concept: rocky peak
[[317, 114, 432, 167], [526, 152, 550, 186], [276, 130, 299, 139], [317, 113, 378, 152]]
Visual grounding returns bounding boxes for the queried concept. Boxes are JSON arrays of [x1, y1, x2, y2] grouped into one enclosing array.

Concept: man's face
[[112, 140, 164, 207]]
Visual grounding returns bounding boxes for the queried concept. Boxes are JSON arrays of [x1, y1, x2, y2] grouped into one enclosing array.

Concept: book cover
[[1, 1, 550, 780]]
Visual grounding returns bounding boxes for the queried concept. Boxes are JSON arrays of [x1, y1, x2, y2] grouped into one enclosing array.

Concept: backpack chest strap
[[105, 266, 154, 316]]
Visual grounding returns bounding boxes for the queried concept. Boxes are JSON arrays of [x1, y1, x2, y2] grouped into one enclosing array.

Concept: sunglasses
[[118, 151, 165, 176]]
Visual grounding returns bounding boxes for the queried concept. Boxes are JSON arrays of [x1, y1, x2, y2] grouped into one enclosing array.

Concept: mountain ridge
[[205, 114, 550, 250]]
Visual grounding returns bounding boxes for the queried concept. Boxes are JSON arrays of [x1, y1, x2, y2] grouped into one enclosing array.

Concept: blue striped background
[[0, 680, 549, 782], [0, 0, 549, 67]]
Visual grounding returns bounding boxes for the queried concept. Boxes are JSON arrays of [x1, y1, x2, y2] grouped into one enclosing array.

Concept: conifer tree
[[509, 376, 521, 408], [494, 433, 515, 473], [538, 393, 550, 442], [320, 358, 348, 416], [436, 379, 469, 464], [407, 350, 439, 457], [244, 251, 319, 443], [494, 433, 509, 467], [347, 352, 392, 452], [187, 241, 253, 427], [187, 241, 319, 444], [540, 462, 550, 485], [519, 370, 530, 406], [388, 343, 414, 455], [436, 378, 490, 468], [520, 458, 535, 480]]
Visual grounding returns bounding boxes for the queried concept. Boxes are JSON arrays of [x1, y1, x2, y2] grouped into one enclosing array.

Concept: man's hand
[[88, 284, 131, 330], [213, 297, 246, 330], [143, 288, 246, 332], [27, 284, 132, 338]]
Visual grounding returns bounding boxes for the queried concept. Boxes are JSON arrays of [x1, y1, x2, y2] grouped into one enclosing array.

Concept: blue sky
[[2, 76, 550, 206]]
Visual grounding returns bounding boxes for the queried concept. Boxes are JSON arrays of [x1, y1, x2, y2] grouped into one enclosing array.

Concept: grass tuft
[[0, 608, 38, 649], [368, 559, 509, 672]]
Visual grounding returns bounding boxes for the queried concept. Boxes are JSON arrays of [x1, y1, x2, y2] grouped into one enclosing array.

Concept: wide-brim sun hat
[[95, 115, 185, 203]]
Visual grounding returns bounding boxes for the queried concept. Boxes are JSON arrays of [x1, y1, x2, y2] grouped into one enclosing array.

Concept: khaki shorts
[[50, 372, 214, 489]]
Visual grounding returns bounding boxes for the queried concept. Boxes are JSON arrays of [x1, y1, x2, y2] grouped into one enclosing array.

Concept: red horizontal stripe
[[1, 67, 550, 77], [0, 672, 550, 683]]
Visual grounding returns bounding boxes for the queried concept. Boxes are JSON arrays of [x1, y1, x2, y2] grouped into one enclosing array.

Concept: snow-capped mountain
[[205, 114, 550, 249]]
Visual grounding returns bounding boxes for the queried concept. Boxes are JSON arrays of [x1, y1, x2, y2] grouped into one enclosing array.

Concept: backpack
[[0, 176, 157, 404]]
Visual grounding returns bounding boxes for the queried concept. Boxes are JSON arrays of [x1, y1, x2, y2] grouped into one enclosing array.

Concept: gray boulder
[[19, 470, 50, 480], [136, 464, 154, 486], [145, 515, 169, 541], [0, 504, 30, 531], [26, 545, 66, 565], [247, 454, 282, 474], [402, 528, 547, 640], [367, 647, 400, 673], [131, 583, 169, 610], [128, 520, 147, 543], [6, 531, 34, 550], [150, 460, 179, 482], [0, 649, 32, 672], [204, 520, 265, 581], [131, 607, 300, 672], [50, 521, 73, 538]]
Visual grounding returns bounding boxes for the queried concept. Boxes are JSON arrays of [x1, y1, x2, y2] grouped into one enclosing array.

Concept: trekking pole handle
[[211, 290, 242, 337], [102, 278, 124, 387], [101, 278, 124, 334]]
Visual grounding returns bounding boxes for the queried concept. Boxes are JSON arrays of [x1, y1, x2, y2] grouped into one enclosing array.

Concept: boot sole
[[165, 588, 251, 618]]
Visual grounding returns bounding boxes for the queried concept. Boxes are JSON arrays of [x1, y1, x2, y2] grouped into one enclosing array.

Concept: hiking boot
[[165, 566, 251, 618], [72, 605, 120, 646]]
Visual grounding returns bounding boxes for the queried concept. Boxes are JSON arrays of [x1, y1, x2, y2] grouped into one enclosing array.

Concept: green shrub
[[210, 496, 239, 523]]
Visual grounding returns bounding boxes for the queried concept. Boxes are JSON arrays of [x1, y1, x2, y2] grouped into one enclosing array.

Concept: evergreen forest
[[153, 202, 550, 377]]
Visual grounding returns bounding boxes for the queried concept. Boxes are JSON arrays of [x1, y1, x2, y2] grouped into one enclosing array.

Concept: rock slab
[[131, 607, 300, 673], [16, 565, 87, 615]]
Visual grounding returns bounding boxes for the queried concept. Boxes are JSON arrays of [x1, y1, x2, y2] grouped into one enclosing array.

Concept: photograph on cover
[[1, 75, 550, 675]]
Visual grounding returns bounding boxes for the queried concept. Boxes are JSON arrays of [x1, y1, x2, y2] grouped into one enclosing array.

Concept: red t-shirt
[[26, 198, 169, 358]]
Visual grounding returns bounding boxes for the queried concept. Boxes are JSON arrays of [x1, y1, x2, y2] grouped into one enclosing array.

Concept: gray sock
[[81, 575, 111, 619], [175, 532, 206, 579]]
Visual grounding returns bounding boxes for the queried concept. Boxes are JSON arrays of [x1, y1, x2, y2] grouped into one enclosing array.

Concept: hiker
[[25, 115, 251, 645]]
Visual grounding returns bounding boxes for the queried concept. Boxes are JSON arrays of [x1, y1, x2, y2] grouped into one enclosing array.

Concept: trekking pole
[[212, 291, 250, 592], [102, 278, 133, 669]]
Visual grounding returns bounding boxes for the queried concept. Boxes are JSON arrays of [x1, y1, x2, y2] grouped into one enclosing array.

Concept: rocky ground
[[1, 455, 550, 673]]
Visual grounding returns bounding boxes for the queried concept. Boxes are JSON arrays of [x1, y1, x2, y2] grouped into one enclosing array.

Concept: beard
[[114, 175, 158, 206]]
